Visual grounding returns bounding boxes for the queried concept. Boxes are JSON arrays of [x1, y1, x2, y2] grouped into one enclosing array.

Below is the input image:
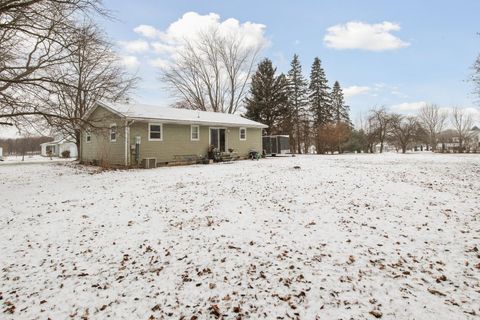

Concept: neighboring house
[[436, 127, 480, 152], [80, 101, 267, 167], [40, 139, 78, 158]]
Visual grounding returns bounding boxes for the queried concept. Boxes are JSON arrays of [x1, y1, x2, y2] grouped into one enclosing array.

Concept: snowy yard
[[1, 153, 479, 319]]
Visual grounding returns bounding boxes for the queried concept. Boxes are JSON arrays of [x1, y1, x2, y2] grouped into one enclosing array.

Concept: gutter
[[124, 116, 269, 129]]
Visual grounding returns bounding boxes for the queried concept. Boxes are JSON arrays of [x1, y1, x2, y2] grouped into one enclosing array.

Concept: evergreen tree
[[331, 81, 352, 126], [286, 54, 309, 153], [308, 57, 331, 153], [309, 57, 331, 126], [245, 58, 288, 135]]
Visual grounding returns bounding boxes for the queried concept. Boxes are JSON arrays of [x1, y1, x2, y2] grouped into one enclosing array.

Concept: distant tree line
[[0, 136, 52, 156], [347, 104, 478, 154], [245, 55, 352, 154]]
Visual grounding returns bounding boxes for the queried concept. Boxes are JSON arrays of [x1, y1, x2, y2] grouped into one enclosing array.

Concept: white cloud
[[119, 40, 150, 53], [134, 25, 162, 38], [131, 12, 267, 62], [390, 101, 427, 113], [120, 55, 140, 69], [344, 86, 371, 98], [324, 21, 410, 51], [149, 58, 170, 69], [151, 42, 176, 54]]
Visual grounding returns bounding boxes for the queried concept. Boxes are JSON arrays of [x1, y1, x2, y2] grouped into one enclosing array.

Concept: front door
[[210, 128, 226, 152]]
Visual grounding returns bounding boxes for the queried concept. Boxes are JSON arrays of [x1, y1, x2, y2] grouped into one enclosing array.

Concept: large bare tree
[[0, 0, 105, 127], [368, 107, 391, 153], [417, 103, 447, 151], [389, 114, 420, 153], [162, 28, 263, 114], [451, 107, 474, 152], [37, 22, 137, 156]]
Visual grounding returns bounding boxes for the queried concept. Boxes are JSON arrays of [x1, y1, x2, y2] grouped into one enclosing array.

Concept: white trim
[[110, 123, 117, 142], [190, 125, 200, 141], [148, 122, 163, 141], [239, 127, 247, 141], [85, 101, 268, 128], [209, 127, 227, 152]]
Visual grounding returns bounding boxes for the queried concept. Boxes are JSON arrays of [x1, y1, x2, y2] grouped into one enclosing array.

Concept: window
[[191, 125, 199, 141], [149, 123, 163, 141], [110, 124, 117, 142], [85, 130, 91, 143], [239, 127, 247, 141]]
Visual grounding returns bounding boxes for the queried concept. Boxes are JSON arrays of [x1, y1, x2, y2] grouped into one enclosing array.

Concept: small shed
[[41, 139, 78, 158], [262, 135, 290, 155]]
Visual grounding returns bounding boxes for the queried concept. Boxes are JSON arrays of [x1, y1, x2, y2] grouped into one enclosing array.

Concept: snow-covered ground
[[0, 155, 74, 165], [1, 153, 479, 319]]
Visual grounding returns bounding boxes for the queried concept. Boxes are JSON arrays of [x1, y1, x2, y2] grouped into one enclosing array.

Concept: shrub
[[61, 150, 70, 158]]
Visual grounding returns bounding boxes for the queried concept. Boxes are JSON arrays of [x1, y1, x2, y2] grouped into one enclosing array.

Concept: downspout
[[124, 118, 129, 167]]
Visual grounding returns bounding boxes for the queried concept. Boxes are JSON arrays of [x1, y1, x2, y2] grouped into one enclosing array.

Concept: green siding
[[130, 123, 262, 164], [80, 107, 126, 166], [81, 105, 264, 166]]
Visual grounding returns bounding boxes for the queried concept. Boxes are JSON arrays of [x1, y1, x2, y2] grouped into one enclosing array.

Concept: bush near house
[[61, 150, 70, 158]]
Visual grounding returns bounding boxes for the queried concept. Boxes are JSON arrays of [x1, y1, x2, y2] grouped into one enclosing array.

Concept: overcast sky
[[2, 0, 479, 138]]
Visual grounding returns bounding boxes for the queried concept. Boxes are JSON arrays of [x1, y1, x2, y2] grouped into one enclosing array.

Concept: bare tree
[[451, 107, 474, 152], [473, 52, 480, 101], [417, 103, 447, 151], [0, 0, 105, 127], [162, 28, 263, 114], [368, 107, 391, 153], [37, 22, 137, 157], [389, 114, 420, 153]]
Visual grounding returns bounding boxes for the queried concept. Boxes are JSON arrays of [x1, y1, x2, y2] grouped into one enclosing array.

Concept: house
[[436, 127, 480, 152], [40, 139, 78, 158], [80, 101, 268, 167]]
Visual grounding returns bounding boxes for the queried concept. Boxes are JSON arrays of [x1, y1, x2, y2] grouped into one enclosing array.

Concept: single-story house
[[80, 101, 268, 167], [40, 139, 78, 158], [436, 127, 480, 152]]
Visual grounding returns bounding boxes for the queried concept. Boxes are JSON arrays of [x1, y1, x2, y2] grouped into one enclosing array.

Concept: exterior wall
[[226, 127, 262, 156], [130, 122, 263, 164], [41, 144, 59, 156], [59, 143, 78, 158], [81, 105, 264, 166], [81, 106, 126, 166]]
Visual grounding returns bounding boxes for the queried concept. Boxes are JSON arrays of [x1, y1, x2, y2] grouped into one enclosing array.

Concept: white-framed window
[[149, 123, 163, 141], [110, 123, 117, 142], [191, 125, 199, 141], [239, 127, 247, 141], [85, 130, 91, 143]]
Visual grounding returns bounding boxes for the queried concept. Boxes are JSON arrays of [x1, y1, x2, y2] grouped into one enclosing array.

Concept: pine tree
[[308, 57, 331, 153], [331, 81, 352, 126], [331, 81, 352, 153], [245, 58, 288, 135], [286, 54, 309, 153], [309, 57, 331, 125]]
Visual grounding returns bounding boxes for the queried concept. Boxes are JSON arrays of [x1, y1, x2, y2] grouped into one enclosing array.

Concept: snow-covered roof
[[40, 139, 75, 146], [95, 101, 268, 128]]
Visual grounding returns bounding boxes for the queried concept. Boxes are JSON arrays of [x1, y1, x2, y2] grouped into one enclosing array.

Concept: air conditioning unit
[[141, 157, 157, 169]]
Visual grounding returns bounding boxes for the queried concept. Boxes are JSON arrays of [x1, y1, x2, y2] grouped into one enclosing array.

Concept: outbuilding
[[40, 139, 78, 158], [80, 101, 267, 167]]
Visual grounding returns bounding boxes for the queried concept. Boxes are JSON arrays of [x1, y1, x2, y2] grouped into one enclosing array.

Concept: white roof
[[97, 101, 267, 128], [40, 139, 74, 146]]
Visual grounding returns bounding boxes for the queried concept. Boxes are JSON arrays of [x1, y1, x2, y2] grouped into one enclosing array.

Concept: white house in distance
[[40, 138, 78, 158]]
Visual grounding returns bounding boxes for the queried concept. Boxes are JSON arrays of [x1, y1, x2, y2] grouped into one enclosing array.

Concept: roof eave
[[125, 116, 268, 128]]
